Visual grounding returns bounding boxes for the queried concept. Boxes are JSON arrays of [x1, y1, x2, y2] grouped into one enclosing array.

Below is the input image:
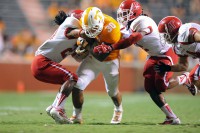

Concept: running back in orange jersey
[[97, 14, 121, 61]]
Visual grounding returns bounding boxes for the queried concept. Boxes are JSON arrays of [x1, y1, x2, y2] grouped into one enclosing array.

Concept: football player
[[155, 16, 200, 95], [93, 0, 183, 125], [31, 10, 86, 124], [69, 7, 123, 124]]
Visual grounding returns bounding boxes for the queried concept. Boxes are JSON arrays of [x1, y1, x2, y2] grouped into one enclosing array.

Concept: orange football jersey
[[98, 14, 121, 61]]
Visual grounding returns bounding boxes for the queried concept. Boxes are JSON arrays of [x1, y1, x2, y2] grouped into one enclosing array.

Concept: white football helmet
[[81, 7, 104, 38]]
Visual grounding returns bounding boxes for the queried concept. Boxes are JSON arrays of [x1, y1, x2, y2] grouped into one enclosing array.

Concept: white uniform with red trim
[[121, 15, 178, 92], [122, 16, 171, 57], [35, 17, 81, 63], [31, 16, 81, 84], [174, 23, 200, 58], [174, 23, 200, 82]]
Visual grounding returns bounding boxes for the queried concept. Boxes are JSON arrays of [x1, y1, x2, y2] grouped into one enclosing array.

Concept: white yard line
[[0, 106, 38, 111]]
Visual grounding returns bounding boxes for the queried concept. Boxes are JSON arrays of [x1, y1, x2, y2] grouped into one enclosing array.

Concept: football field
[[0, 92, 200, 133]]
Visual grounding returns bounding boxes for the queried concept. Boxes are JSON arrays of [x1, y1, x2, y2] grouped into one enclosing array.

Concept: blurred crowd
[[0, 0, 200, 65]]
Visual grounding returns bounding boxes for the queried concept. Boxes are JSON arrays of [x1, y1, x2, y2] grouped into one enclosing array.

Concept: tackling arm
[[154, 56, 188, 73], [112, 26, 153, 50], [188, 28, 200, 43], [65, 28, 82, 39], [193, 30, 200, 42], [93, 31, 144, 54], [111, 32, 144, 50], [171, 56, 189, 72]]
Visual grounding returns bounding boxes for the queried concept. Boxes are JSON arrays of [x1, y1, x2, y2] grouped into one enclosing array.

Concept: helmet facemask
[[117, 9, 130, 27], [82, 22, 103, 38], [117, 2, 141, 27], [162, 24, 178, 44]]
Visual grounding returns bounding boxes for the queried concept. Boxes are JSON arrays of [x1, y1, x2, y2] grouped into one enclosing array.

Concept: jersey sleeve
[[178, 24, 191, 43], [62, 17, 81, 29], [130, 17, 152, 34]]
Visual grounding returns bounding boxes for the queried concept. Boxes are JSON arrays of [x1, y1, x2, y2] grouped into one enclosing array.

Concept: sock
[[73, 107, 82, 119], [161, 103, 177, 118], [51, 92, 60, 107], [54, 93, 67, 109], [177, 74, 188, 85], [114, 104, 123, 112]]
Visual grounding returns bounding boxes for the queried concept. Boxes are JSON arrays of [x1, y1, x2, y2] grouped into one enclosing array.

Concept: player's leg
[[103, 59, 123, 124], [159, 48, 198, 95], [144, 57, 180, 125], [190, 64, 200, 88], [154, 59, 180, 125], [70, 56, 99, 124], [31, 55, 78, 124], [70, 87, 84, 124], [50, 79, 77, 124]]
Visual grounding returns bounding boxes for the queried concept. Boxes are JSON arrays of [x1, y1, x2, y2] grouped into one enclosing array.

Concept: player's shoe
[[50, 107, 73, 124], [161, 117, 181, 125], [46, 105, 53, 116], [70, 115, 83, 124], [182, 72, 198, 96], [110, 109, 123, 124]]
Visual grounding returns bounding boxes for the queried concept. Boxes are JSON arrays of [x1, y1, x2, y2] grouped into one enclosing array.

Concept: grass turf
[[0, 92, 200, 133]]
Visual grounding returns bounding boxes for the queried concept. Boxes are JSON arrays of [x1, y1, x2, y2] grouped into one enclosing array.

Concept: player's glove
[[154, 61, 171, 73], [93, 43, 113, 54]]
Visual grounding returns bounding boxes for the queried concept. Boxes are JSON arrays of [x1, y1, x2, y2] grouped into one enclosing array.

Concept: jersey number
[[105, 22, 116, 32]]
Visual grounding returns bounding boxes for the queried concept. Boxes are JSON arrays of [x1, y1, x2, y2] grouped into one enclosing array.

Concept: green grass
[[0, 92, 200, 133]]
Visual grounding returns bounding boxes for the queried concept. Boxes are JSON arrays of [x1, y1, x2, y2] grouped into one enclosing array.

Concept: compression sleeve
[[112, 32, 143, 50]]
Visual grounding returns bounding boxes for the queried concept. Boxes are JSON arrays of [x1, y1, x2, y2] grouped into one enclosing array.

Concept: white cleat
[[50, 107, 73, 124], [182, 72, 198, 96], [161, 117, 181, 125], [46, 105, 53, 116], [110, 110, 123, 124]]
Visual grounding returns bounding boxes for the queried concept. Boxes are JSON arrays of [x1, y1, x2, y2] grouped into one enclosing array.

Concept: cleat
[[70, 116, 83, 124], [110, 110, 123, 124], [185, 84, 198, 96], [183, 72, 198, 96], [161, 117, 181, 125], [50, 107, 73, 124], [46, 105, 53, 116]]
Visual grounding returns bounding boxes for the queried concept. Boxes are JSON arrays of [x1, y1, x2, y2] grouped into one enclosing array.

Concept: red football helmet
[[158, 16, 182, 43], [117, 0, 142, 27], [70, 9, 84, 20]]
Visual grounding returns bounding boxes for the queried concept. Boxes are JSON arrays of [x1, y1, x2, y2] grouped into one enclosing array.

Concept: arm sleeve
[[112, 32, 143, 50]]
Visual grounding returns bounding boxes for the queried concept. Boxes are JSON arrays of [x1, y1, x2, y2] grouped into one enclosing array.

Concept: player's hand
[[154, 61, 171, 73], [93, 43, 113, 54]]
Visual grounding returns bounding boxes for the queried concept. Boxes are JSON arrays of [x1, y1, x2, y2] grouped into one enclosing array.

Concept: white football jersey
[[122, 16, 171, 56], [35, 17, 81, 62], [174, 23, 200, 58]]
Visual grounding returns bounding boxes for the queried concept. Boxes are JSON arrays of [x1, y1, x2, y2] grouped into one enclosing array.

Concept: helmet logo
[[132, 2, 140, 10], [167, 19, 176, 33], [94, 10, 103, 21]]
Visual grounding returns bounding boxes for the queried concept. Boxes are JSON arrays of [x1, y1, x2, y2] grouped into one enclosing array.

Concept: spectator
[[170, 0, 186, 21], [47, 1, 59, 20], [11, 28, 40, 58]]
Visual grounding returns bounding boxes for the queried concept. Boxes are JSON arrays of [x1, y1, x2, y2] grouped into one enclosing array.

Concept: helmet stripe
[[83, 7, 93, 26]]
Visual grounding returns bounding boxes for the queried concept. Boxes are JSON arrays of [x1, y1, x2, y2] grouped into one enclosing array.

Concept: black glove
[[154, 61, 171, 73]]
